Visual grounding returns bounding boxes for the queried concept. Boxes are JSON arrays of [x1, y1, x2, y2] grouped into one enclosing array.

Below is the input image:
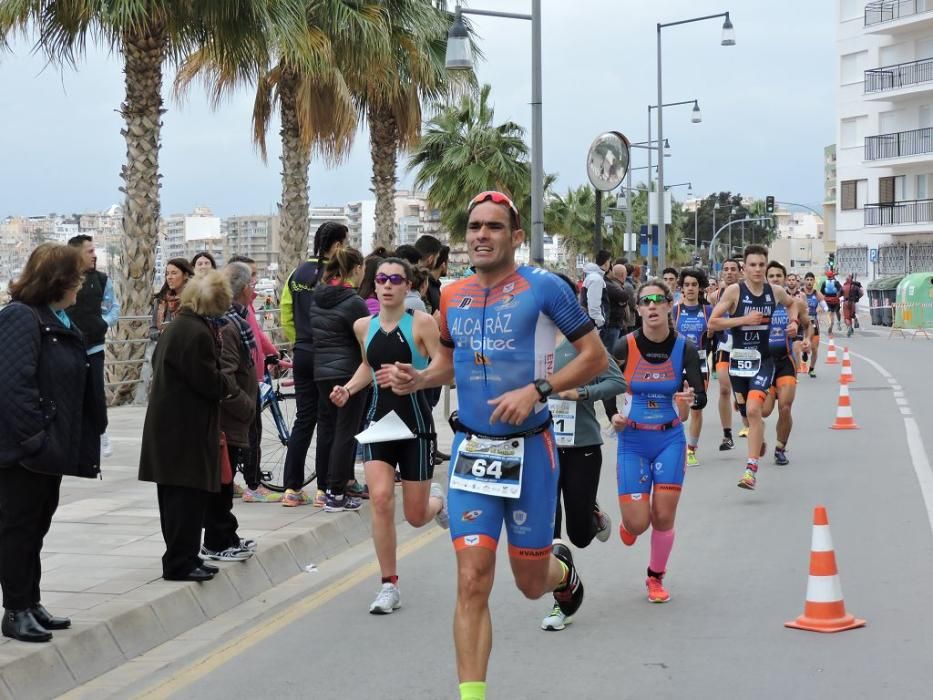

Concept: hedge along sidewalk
[[0, 404, 457, 700]]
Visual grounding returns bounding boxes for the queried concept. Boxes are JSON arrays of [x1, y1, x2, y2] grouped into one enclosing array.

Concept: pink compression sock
[[649, 528, 675, 574]]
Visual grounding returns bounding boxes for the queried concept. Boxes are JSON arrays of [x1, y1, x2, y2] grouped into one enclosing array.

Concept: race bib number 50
[[729, 348, 762, 377], [450, 436, 524, 499]]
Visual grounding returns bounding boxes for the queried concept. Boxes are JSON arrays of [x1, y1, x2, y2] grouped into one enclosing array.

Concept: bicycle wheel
[[259, 393, 317, 491]]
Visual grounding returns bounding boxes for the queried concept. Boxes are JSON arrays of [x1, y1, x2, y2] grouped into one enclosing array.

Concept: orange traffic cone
[[825, 339, 839, 365], [785, 506, 865, 633], [830, 381, 859, 430], [839, 348, 854, 384]]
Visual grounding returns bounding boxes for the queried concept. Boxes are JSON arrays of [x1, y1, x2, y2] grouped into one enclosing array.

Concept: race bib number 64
[[450, 436, 524, 499]]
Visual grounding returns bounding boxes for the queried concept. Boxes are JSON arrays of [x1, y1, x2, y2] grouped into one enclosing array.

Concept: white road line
[[896, 397, 910, 406], [850, 350, 933, 535]]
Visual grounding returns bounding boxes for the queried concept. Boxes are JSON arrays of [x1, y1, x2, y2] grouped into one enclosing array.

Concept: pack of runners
[[300, 189, 846, 700]]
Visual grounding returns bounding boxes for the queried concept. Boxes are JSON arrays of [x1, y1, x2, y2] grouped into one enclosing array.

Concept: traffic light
[[828, 252, 835, 269], [765, 195, 775, 214]]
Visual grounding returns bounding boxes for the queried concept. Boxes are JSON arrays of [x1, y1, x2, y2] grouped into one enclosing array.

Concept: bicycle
[[258, 354, 316, 492]]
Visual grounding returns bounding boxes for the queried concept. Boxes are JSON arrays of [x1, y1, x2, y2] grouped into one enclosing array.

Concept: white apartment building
[[836, 0, 933, 278]]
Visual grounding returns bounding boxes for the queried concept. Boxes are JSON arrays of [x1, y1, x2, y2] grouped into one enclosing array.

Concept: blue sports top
[[439, 266, 594, 436], [673, 303, 711, 364], [805, 291, 820, 320], [769, 303, 792, 358]]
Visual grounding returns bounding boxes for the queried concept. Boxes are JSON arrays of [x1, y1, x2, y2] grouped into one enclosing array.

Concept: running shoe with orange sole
[[646, 574, 670, 603]]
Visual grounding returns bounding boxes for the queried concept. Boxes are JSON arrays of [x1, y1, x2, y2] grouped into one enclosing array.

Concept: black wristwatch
[[533, 379, 554, 401]]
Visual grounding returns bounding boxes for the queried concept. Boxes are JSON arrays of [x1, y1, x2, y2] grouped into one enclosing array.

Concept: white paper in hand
[[354, 410, 416, 444]]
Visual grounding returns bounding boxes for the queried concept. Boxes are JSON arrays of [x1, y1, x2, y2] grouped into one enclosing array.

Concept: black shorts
[[730, 356, 776, 416], [362, 436, 436, 482], [773, 354, 797, 386]]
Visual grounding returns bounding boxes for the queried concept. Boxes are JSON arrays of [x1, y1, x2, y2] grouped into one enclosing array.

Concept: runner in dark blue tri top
[[761, 262, 810, 466], [709, 245, 800, 491], [333, 257, 448, 616], [802, 272, 827, 377], [672, 268, 714, 467]]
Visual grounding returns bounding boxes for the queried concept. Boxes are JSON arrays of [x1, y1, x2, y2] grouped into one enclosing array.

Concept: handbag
[[219, 432, 233, 485]]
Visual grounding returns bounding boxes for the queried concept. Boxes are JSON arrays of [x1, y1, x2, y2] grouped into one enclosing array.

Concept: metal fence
[[104, 307, 289, 406], [837, 242, 933, 277], [835, 246, 869, 276], [865, 0, 929, 27], [864, 199, 933, 226], [865, 56, 933, 93], [865, 126, 933, 161]]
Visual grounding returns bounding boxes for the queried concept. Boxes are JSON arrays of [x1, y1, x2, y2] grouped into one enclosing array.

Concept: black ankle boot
[[2, 609, 52, 643], [31, 603, 71, 630]]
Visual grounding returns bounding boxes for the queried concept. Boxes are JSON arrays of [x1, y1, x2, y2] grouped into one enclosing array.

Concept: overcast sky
[[0, 0, 835, 219]]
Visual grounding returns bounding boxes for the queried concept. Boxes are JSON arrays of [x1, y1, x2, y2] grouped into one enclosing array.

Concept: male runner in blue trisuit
[[388, 191, 606, 700]]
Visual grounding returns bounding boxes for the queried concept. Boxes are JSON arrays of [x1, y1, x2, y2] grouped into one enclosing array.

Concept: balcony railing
[[865, 198, 933, 225], [864, 126, 933, 160], [865, 0, 933, 27], [865, 56, 933, 92]]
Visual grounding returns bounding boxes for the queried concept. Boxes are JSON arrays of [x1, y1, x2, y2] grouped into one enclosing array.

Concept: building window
[[840, 51, 866, 85], [841, 180, 864, 210], [840, 0, 860, 21], [840, 116, 865, 148], [918, 174, 928, 200], [880, 176, 895, 205]]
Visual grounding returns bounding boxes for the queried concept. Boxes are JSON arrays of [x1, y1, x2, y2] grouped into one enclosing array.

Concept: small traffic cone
[[785, 506, 865, 633], [839, 348, 854, 384], [830, 382, 859, 430], [825, 339, 839, 365]]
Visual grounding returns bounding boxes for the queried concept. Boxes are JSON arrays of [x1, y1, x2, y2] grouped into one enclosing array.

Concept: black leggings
[[553, 446, 603, 549], [315, 378, 367, 496]]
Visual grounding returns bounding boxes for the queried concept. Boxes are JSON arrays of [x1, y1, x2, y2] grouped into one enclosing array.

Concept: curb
[[0, 503, 399, 700]]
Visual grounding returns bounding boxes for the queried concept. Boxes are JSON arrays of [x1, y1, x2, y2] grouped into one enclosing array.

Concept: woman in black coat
[[139, 271, 236, 582], [0, 243, 103, 643], [307, 248, 369, 511]]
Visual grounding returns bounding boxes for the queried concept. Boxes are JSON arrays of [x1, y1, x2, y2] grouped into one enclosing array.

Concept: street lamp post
[[647, 99, 700, 275], [628, 141, 665, 258], [446, 2, 544, 264], [657, 12, 734, 272]]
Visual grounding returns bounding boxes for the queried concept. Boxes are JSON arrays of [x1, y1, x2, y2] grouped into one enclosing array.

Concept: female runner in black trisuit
[[333, 257, 448, 615]]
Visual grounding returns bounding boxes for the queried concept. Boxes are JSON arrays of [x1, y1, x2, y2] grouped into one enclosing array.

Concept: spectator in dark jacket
[[413, 234, 448, 316], [201, 263, 260, 560], [278, 222, 348, 501], [0, 243, 103, 643], [309, 248, 369, 512], [139, 271, 236, 583]]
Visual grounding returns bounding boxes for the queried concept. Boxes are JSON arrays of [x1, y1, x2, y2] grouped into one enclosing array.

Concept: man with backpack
[[842, 273, 864, 338], [820, 271, 842, 334]]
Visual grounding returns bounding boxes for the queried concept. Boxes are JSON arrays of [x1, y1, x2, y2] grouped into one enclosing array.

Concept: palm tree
[[0, 0, 307, 403], [408, 84, 529, 240], [177, 1, 388, 289], [354, 0, 472, 250]]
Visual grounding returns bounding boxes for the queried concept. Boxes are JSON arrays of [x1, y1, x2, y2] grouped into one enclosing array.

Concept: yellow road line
[[133, 526, 445, 699]]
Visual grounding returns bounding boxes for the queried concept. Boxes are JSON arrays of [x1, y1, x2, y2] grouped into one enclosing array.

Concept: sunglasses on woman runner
[[467, 191, 522, 228], [375, 273, 407, 285], [638, 293, 670, 306]]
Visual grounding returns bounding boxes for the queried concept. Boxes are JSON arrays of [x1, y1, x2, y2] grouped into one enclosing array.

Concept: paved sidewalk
[[0, 403, 457, 700]]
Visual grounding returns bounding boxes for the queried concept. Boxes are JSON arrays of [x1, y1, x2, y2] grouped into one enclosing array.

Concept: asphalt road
[[131, 332, 933, 700]]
